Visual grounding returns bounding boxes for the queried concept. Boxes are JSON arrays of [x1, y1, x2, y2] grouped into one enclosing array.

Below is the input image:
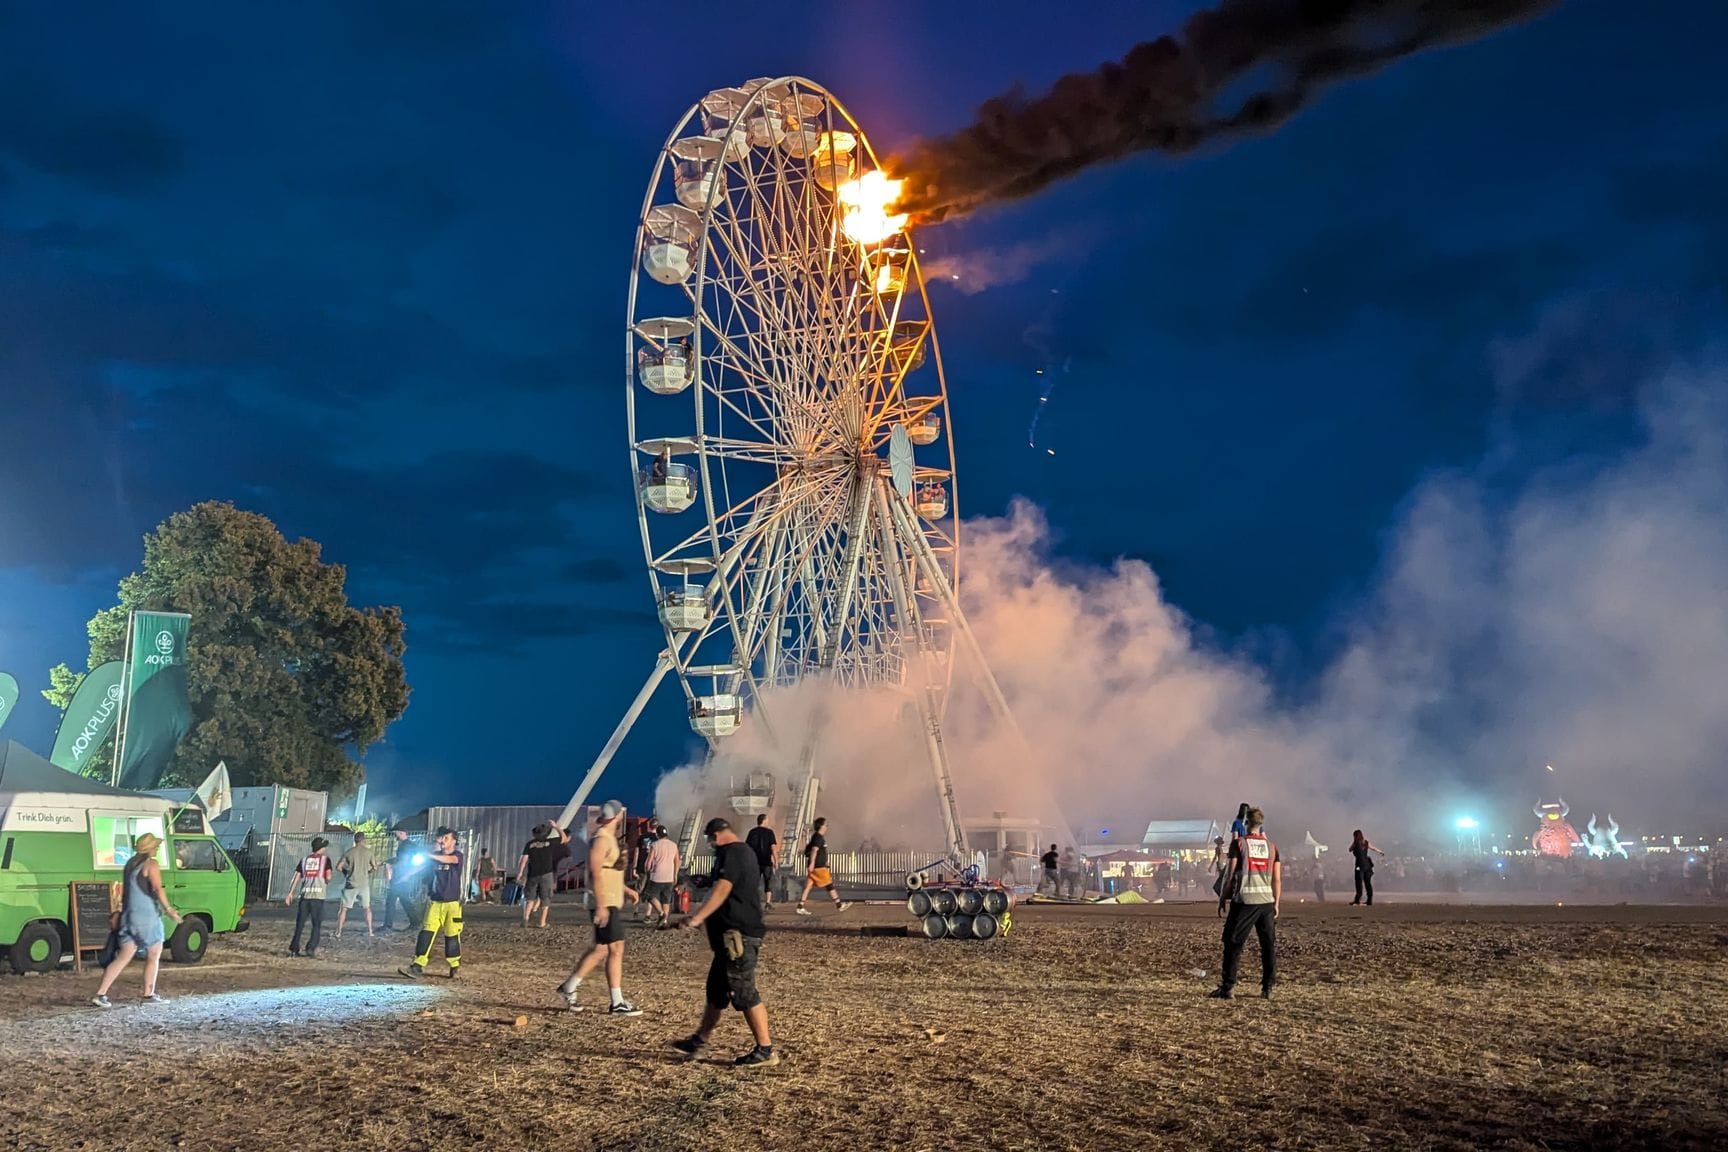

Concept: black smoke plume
[[892, 0, 1560, 222]]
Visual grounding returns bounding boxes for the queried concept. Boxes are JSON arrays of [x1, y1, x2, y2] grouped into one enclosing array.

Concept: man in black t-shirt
[[796, 816, 850, 916], [1039, 844, 1060, 896], [743, 815, 778, 908], [517, 823, 566, 928], [674, 818, 777, 1068]]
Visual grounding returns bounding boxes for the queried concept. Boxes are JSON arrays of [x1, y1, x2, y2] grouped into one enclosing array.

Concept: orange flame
[[837, 171, 908, 246]]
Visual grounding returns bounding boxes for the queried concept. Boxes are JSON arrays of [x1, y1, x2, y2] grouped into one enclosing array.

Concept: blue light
[[412, 853, 426, 865], [1455, 816, 1479, 830], [1099, 828, 1110, 837]]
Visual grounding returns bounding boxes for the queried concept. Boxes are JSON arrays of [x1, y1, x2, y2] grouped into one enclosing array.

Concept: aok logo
[[144, 629, 179, 666], [107, 683, 123, 703]]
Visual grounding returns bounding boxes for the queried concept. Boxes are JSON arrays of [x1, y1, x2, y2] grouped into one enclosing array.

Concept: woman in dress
[[91, 832, 184, 1007]]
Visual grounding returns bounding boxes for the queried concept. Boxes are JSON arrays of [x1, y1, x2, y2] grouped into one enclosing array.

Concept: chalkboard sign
[[70, 881, 118, 973]]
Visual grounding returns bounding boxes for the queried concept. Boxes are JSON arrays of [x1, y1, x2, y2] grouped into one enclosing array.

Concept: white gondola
[[689, 693, 742, 738], [778, 92, 825, 158], [699, 87, 752, 162], [634, 317, 697, 395], [810, 130, 857, 192], [670, 136, 727, 211], [641, 204, 701, 286], [658, 588, 709, 631], [915, 481, 948, 521], [865, 240, 910, 295], [886, 319, 928, 375], [742, 80, 786, 149], [728, 769, 775, 815], [637, 343, 692, 394], [641, 462, 697, 513], [908, 412, 942, 445], [639, 437, 699, 513]]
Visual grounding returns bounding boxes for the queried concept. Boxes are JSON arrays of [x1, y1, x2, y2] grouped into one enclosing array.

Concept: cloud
[[655, 341, 1728, 846], [921, 227, 1096, 295], [562, 558, 633, 584], [0, 73, 183, 194]]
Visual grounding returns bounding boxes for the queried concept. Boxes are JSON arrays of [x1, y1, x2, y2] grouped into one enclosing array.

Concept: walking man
[[1058, 847, 1081, 899], [475, 848, 500, 903], [335, 831, 376, 938], [1209, 807, 1280, 1000], [517, 822, 567, 928], [400, 827, 465, 979], [383, 829, 420, 931], [557, 800, 642, 1015], [286, 836, 334, 958], [796, 816, 850, 915], [674, 818, 777, 1067], [642, 823, 681, 925], [744, 814, 778, 908], [1039, 843, 1060, 895]]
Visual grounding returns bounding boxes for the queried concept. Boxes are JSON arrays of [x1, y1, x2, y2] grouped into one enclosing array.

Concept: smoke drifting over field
[[658, 351, 1728, 848], [892, 0, 1558, 223]]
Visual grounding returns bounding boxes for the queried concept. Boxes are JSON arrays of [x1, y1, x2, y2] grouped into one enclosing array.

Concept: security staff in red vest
[[1209, 807, 1280, 1000], [286, 837, 334, 958]]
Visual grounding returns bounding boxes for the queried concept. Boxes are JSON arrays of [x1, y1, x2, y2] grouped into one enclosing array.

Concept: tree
[[42, 663, 84, 710], [66, 502, 410, 793]]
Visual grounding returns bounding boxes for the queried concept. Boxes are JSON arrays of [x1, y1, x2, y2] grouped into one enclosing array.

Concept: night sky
[[2, 2, 1724, 818]]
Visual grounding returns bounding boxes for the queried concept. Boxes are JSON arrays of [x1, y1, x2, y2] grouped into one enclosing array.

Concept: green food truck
[[0, 740, 247, 974]]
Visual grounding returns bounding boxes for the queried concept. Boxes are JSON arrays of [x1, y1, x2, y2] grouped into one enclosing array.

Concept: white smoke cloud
[[920, 227, 1094, 295], [656, 353, 1728, 849]]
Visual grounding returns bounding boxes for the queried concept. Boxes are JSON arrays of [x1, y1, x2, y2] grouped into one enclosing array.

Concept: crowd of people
[[91, 798, 1723, 1040]]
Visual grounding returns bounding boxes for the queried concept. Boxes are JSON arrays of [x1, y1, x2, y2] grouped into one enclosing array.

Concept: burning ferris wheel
[[563, 77, 1021, 861]]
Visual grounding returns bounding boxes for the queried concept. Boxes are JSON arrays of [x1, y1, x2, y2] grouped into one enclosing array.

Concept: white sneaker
[[836, 902, 852, 912], [609, 1000, 643, 1017], [91, 995, 112, 1009], [795, 906, 811, 916], [142, 992, 170, 1004]]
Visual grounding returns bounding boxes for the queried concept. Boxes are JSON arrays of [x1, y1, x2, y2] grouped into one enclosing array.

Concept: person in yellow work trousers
[[399, 826, 465, 979]]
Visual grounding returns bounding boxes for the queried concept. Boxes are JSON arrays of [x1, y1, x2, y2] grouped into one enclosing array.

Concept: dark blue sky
[[1, 2, 1723, 815]]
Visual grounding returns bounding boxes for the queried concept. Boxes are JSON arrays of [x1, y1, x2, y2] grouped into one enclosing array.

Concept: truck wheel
[[169, 916, 210, 964], [10, 921, 62, 975]]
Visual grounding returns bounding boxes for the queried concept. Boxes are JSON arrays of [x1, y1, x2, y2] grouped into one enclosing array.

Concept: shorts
[[524, 873, 556, 903], [644, 880, 675, 906], [704, 934, 763, 1011], [760, 866, 775, 894], [592, 906, 626, 945], [341, 884, 371, 910], [118, 915, 165, 951], [807, 866, 834, 890]]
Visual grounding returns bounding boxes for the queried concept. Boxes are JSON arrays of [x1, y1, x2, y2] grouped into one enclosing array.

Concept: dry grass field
[[2, 898, 1725, 1151]]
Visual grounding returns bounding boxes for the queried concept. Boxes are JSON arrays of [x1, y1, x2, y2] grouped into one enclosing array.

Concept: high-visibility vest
[[299, 855, 328, 900], [1236, 834, 1276, 905]]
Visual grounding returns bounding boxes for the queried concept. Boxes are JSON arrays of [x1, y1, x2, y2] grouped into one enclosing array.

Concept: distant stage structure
[[558, 77, 1027, 863]]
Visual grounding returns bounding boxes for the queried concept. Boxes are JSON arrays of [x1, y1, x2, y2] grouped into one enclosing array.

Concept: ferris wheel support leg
[[557, 650, 677, 829], [886, 487, 1081, 853], [874, 476, 969, 861]]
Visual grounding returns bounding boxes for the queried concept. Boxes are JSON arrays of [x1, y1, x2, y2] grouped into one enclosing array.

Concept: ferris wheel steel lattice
[[558, 77, 1024, 861]]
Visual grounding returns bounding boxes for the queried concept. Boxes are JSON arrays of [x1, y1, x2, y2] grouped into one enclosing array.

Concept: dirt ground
[[2, 897, 1725, 1152]]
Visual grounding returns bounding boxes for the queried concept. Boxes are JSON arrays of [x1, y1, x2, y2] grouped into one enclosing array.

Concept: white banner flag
[[193, 761, 232, 820]]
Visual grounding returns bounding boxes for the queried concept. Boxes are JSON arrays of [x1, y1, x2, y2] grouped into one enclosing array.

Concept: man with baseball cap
[[673, 817, 776, 1068], [286, 836, 334, 958], [556, 800, 642, 1016], [400, 827, 466, 979], [517, 821, 569, 929]]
